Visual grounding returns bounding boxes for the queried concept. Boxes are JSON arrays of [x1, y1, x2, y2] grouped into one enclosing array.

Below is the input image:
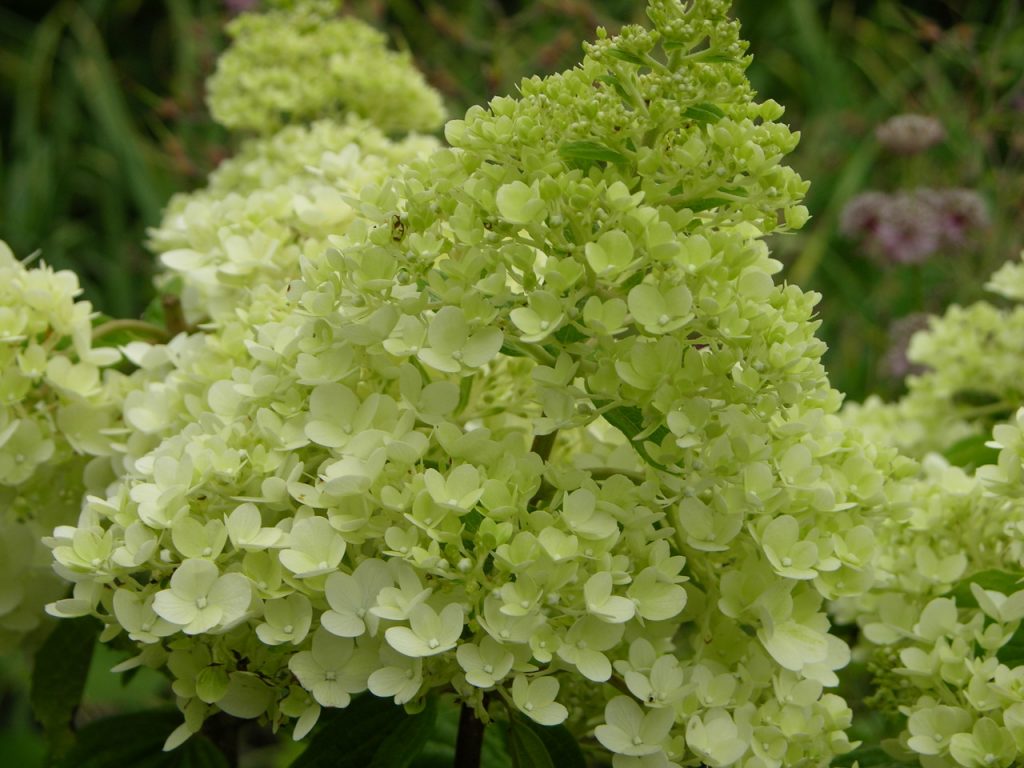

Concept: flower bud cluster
[[151, 117, 439, 323], [207, 0, 445, 135]]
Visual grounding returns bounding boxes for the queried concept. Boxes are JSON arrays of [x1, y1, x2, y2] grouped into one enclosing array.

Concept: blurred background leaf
[[0, 0, 228, 319]]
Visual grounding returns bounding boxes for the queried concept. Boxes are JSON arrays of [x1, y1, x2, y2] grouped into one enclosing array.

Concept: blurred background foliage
[[1, 0, 1022, 762]]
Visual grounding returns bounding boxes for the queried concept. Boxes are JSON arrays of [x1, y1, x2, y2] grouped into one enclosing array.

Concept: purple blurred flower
[[224, 0, 259, 13], [875, 114, 946, 154], [841, 187, 989, 265], [932, 188, 990, 246], [881, 313, 931, 380]]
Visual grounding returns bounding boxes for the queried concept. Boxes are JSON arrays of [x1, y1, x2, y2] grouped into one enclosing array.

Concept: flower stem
[[454, 702, 485, 768], [91, 319, 170, 343]]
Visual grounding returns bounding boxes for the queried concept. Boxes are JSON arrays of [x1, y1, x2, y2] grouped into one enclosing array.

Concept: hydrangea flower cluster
[[206, 0, 445, 135], [0, 243, 126, 650], [45, 0, 905, 764], [843, 252, 1024, 459], [838, 255, 1024, 766], [150, 117, 439, 323]]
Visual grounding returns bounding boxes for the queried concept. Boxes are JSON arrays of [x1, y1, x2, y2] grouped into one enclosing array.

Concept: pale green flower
[[627, 282, 693, 335], [556, 616, 624, 682], [595, 696, 675, 756], [278, 516, 346, 578], [949, 718, 1017, 768], [685, 708, 750, 767], [112, 589, 177, 644], [225, 503, 284, 551], [288, 629, 369, 708], [907, 705, 973, 756], [257, 594, 313, 645], [511, 675, 568, 726], [496, 181, 546, 225], [384, 602, 463, 658], [457, 637, 514, 688], [367, 646, 422, 705], [152, 558, 252, 634], [417, 307, 503, 375], [322, 559, 392, 637], [584, 572, 636, 624]]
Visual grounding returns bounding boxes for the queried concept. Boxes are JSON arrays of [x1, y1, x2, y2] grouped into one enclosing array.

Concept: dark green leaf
[[506, 716, 554, 768], [32, 616, 101, 757], [831, 744, 916, 768], [369, 696, 437, 768], [682, 103, 726, 123], [553, 323, 587, 344], [950, 569, 1024, 608], [621, 269, 646, 291], [661, 39, 689, 51], [558, 141, 628, 168], [292, 695, 435, 768], [943, 433, 999, 469], [56, 710, 228, 768], [951, 389, 1002, 408], [523, 722, 585, 768], [410, 697, 511, 768], [500, 343, 528, 358], [678, 197, 730, 213], [593, 74, 628, 100], [605, 48, 647, 67], [999, 623, 1024, 666], [601, 404, 674, 472]]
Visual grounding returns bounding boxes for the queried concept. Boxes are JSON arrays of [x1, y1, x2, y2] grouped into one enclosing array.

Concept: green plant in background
[[0, 0, 228, 320]]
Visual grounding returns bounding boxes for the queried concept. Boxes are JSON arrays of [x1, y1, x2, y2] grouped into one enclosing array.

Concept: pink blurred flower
[[224, 0, 259, 13], [841, 187, 989, 264], [875, 114, 946, 154], [881, 313, 930, 380]]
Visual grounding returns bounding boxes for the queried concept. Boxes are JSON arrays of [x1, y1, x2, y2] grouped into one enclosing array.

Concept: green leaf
[[593, 74, 628, 100], [678, 197, 730, 213], [369, 697, 437, 768], [558, 141, 628, 169], [831, 744, 916, 768], [523, 722, 585, 768], [950, 569, 1024, 608], [500, 342, 528, 358], [32, 616, 101, 757], [951, 389, 1003, 408], [943, 433, 999, 469], [600, 404, 674, 472], [998, 623, 1024, 667], [553, 323, 587, 344], [506, 716, 554, 768], [410, 697, 510, 768], [605, 48, 647, 67], [292, 695, 436, 768], [56, 710, 228, 768], [682, 103, 726, 123]]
